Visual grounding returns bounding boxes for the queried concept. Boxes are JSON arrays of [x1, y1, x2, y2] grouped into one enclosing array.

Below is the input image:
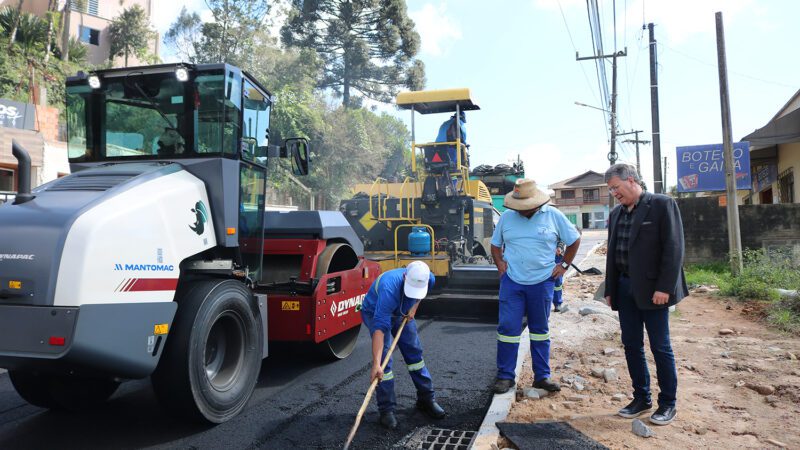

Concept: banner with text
[[676, 142, 751, 192]]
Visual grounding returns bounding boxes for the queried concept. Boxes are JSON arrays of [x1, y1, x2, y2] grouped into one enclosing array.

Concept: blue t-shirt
[[435, 117, 466, 143], [490, 205, 580, 285], [360, 267, 436, 334]]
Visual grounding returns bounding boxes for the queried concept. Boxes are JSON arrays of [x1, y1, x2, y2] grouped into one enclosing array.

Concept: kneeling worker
[[360, 261, 446, 429]]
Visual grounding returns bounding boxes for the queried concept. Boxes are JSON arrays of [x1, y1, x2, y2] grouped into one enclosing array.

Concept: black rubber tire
[[9, 370, 119, 411], [9, 370, 60, 409], [151, 279, 262, 424]]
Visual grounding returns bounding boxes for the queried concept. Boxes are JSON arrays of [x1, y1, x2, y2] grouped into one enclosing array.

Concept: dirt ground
[[501, 273, 800, 450]]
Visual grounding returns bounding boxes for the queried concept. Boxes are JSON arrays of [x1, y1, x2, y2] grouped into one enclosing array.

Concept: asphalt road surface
[[0, 318, 497, 450]]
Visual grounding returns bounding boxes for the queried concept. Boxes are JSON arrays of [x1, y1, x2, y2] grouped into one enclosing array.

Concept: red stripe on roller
[[126, 278, 179, 292]]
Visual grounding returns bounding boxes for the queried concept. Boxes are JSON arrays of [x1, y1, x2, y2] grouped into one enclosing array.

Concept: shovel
[[570, 263, 603, 275], [343, 316, 410, 450]]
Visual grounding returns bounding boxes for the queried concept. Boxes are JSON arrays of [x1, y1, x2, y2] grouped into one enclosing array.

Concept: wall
[[677, 197, 800, 264]]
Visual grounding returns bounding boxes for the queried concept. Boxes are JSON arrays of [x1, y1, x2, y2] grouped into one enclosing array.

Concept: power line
[[557, 0, 603, 110]]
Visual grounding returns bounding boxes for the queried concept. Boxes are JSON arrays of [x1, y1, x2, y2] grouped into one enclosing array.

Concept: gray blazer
[[604, 191, 688, 311]]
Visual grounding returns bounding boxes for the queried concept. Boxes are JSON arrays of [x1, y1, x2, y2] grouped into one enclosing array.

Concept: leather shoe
[[416, 399, 446, 419], [649, 406, 677, 425], [617, 398, 653, 418], [553, 303, 562, 312], [379, 411, 397, 429], [532, 378, 561, 392], [492, 378, 515, 394]]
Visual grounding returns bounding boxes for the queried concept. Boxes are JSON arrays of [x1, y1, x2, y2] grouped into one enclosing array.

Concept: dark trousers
[[617, 275, 678, 408], [361, 313, 435, 413]]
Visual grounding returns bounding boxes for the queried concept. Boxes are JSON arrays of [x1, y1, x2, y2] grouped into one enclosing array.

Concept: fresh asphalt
[[0, 318, 497, 449]]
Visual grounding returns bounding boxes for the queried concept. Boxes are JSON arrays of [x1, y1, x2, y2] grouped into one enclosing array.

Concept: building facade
[[2, 0, 158, 67], [742, 90, 800, 205], [549, 171, 610, 229]]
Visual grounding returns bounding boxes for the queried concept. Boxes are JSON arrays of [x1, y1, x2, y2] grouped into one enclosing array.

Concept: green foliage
[[0, 7, 89, 109], [163, 7, 202, 63], [108, 4, 156, 66], [685, 248, 800, 333], [281, 0, 426, 107]]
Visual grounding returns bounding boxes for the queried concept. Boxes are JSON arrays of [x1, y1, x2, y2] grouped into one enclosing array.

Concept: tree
[[108, 4, 155, 67], [163, 7, 202, 63], [6, 0, 23, 50], [281, 0, 426, 108]]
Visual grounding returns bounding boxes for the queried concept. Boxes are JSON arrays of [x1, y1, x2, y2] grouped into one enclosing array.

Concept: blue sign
[[676, 142, 751, 192]]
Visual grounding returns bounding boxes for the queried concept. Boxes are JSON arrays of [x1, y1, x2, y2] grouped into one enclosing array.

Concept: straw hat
[[503, 178, 550, 211]]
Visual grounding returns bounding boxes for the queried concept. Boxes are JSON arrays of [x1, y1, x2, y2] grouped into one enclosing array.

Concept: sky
[[153, 0, 800, 191]]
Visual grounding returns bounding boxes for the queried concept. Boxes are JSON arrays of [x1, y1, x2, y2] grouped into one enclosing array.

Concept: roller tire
[[151, 279, 262, 424], [313, 243, 361, 360]]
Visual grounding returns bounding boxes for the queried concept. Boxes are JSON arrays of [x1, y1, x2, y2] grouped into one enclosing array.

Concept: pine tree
[[108, 4, 155, 67], [281, 0, 425, 108]]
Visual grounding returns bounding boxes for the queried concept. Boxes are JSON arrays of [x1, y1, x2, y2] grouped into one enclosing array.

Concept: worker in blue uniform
[[490, 179, 581, 394], [553, 241, 566, 312], [360, 261, 446, 429], [435, 110, 466, 169]]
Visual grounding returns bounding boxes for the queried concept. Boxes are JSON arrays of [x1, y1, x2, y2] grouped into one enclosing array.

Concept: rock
[[735, 380, 745, 388], [694, 286, 709, 293], [793, 370, 800, 377], [695, 426, 708, 435], [566, 394, 589, 402], [603, 347, 618, 356], [684, 363, 696, 371], [589, 356, 601, 364], [559, 304, 571, 313], [787, 352, 797, 361], [632, 419, 655, 438], [550, 403, 558, 411], [603, 368, 618, 383], [765, 438, 788, 448], [745, 383, 775, 395], [580, 306, 608, 316], [591, 367, 605, 378], [765, 395, 779, 405], [726, 304, 733, 310], [561, 401, 578, 410], [612, 393, 627, 402], [523, 388, 550, 399], [721, 351, 731, 358], [573, 382, 585, 391], [768, 347, 782, 352], [719, 329, 734, 335]]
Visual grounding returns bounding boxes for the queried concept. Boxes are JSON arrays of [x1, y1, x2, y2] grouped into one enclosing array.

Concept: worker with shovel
[[359, 260, 446, 429]]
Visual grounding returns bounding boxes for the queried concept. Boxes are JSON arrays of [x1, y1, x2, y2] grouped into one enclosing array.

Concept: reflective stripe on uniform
[[407, 360, 425, 372], [382, 371, 394, 381], [554, 286, 563, 291], [529, 332, 550, 341], [497, 333, 521, 344]]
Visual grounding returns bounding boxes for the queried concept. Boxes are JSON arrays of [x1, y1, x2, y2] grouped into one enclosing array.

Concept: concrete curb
[[471, 328, 529, 449], [470, 241, 606, 449]]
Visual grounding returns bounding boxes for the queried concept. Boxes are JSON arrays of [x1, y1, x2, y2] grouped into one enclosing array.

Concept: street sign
[[676, 142, 751, 192]]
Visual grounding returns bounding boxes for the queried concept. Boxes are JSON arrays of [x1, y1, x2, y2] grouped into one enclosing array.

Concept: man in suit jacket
[[603, 163, 688, 426]]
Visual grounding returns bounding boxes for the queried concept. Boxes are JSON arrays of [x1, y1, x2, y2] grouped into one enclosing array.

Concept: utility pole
[[647, 23, 663, 194], [577, 49, 626, 210], [619, 130, 650, 176], [715, 12, 743, 276]]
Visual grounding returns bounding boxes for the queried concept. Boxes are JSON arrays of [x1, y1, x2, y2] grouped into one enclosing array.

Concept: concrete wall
[[677, 197, 800, 264]]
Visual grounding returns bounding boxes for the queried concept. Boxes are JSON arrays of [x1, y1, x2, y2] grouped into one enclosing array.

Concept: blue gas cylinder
[[408, 227, 431, 256]]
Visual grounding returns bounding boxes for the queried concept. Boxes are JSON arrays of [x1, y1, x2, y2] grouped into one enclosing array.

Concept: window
[[779, 167, 794, 204], [241, 79, 271, 164], [0, 168, 14, 192], [561, 190, 575, 199], [79, 26, 100, 46], [583, 188, 599, 202], [72, 0, 99, 16]]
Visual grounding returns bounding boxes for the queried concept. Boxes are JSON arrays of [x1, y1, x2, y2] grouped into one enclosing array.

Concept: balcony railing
[[0, 192, 16, 205], [553, 197, 606, 206]]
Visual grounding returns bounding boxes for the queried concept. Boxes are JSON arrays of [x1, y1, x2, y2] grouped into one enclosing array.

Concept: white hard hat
[[404, 261, 431, 299]]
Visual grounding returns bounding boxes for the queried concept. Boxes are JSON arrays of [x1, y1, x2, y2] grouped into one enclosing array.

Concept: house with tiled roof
[[548, 170, 609, 229]]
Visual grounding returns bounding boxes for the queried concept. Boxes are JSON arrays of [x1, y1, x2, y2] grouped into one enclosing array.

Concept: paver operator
[[360, 261, 446, 429], [490, 179, 581, 394]]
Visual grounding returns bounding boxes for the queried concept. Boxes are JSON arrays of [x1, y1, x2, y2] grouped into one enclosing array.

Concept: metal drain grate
[[415, 428, 476, 450]]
